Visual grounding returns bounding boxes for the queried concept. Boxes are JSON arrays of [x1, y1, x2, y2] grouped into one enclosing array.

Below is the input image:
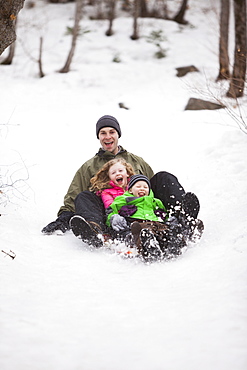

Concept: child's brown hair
[[90, 158, 135, 192]]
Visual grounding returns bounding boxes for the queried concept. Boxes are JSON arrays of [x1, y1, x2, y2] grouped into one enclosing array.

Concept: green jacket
[[58, 146, 154, 215], [106, 190, 167, 226]]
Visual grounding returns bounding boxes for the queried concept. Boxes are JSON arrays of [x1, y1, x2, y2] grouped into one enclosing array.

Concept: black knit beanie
[[128, 175, 151, 193], [96, 115, 122, 138]]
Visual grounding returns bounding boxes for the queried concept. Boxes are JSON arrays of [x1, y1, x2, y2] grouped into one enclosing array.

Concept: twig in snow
[[1, 250, 16, 259]]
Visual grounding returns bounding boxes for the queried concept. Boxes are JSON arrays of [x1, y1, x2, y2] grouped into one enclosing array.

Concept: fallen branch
[[1, 250, 16, 259]]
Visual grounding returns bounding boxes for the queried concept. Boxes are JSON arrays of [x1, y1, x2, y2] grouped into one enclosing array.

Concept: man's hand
[[42, 211, 74, 234]]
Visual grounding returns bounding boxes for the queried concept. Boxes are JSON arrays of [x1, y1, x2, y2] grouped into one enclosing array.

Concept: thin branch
[[1, 250, 16, 260]]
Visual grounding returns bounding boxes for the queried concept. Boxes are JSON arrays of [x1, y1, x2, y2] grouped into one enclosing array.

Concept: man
[[42, 115, 200, 245]]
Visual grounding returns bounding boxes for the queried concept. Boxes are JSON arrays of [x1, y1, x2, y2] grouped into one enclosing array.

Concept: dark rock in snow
[[176, 65, 199, 77], [119, 102, 129, 110], [184, 98, 225, 111]]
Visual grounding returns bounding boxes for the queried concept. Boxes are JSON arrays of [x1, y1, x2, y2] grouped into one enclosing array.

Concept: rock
[[176, 65, 199, 77], [119, 102, 129, 110], [184, 98, 225, 111]]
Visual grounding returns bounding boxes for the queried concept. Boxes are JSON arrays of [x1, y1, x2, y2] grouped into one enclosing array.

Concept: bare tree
[[105, 0, 116, 36], [216, 0, 231, 81], [59, 0, 83, 73], [227, 0, 247, 98], [0, 41, 16, 65], [38, 37, 45, 78], [0, 0, 25, 55], [140, 0, 149, 17], [0, 149, 31, 207], [0, 17, 17, 64], [130, 0, 140, 40], [173, 0, 189, 24]]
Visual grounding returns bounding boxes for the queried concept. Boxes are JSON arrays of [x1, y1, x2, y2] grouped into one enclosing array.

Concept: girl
[[90, 158, 135, 208], [68, 159, 134, 249]]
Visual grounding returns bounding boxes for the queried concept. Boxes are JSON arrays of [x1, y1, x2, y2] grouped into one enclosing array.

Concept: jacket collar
[[109, 180, 124, 190], [124, 189, 155, 201], [96, 146, 126, 158]]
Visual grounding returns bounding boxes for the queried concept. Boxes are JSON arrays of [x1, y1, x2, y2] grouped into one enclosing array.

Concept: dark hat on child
[[128, 174, 151, 192], [96, 115, 122, 138]]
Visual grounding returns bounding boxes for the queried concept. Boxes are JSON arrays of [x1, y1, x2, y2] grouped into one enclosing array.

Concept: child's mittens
[[110, 214, 128, 231]]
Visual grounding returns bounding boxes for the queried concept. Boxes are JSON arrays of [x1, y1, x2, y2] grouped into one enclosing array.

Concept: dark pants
[[150, 171, 185, 209], [74, 172, 186, 230], [74, 191, 107, 231]]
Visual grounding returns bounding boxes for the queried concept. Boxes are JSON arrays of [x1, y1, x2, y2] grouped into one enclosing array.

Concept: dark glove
[[119, 205, 137, 217], [110, 214, 128, 232], [154, 208, 167, 222], [41, 211, 74, 234]]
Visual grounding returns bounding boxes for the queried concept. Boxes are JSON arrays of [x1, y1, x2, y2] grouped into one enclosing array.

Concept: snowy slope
[[1, 1, 247, 369]]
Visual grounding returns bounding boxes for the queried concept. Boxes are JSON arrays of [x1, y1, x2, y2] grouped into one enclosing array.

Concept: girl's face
[[108, 163, 129, 188], [129, 180, 149, 197]]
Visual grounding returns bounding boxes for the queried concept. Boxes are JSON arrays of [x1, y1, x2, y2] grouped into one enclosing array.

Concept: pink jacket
[[98, 181, 125, 208]]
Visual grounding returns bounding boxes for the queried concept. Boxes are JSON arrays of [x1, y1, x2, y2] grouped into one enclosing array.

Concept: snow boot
[[188, 218, 204, 242], [69, 215, 103, 248], [177, 212, 204, 244], [130, 221, 142, 250], [139, 228, 162, 263], [163, 217, 186, 257], [172, 192, 203, 243], [181, 192, 200, 219]]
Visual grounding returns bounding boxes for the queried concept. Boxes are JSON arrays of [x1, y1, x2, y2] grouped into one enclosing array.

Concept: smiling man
[[42, 115, 154, 237], [42, 115, 199, 248]]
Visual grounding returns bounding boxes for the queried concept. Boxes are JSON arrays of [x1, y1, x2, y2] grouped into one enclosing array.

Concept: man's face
[[98, 127, 119, 154]]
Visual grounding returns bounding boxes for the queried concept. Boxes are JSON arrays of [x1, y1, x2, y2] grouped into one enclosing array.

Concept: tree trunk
[[130, 0, 140, 40], [216, 0, 231, 81], [38, 37, 45, 78], [173, 0, 188, 25], [59, 0, 83, 73], [140, 0, 148, 17], [0, 0, 25, 55], [227, 0, 247, 98], [105, 0, 116, 36], [0, 42, 16, 65]]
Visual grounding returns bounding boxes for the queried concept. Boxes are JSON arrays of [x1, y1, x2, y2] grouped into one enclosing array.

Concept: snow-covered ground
[[1, 1, 247, 369]]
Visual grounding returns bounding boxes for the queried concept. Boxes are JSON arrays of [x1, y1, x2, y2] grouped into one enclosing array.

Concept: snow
[[1, 0, 247, 369]]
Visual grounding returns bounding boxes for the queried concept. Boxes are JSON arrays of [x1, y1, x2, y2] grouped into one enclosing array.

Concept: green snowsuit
[[58, 146, 154, 216], [106, 190, 167, 226]]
